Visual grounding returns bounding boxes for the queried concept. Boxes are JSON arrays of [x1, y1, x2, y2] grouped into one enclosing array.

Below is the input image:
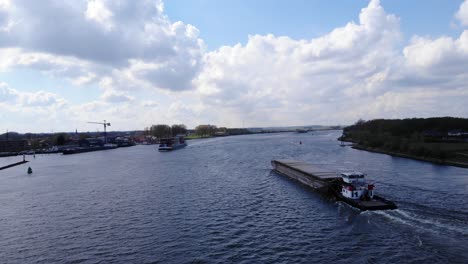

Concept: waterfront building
[[0, 140, 28, 153]]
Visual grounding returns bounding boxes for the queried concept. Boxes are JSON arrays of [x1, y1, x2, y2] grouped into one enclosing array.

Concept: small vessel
[[271, 159, 397, 211], [62, 145, 117, 155], [340, 141, 346, 147], [296, 128, 308, 133], [158, 135, 187, 151], [331, 172, 396, 210], [27, 167, 33, 174]]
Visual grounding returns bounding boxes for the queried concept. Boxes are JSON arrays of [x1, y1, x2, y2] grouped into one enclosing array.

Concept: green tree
[[79, 133, 91, 140], [195, 124, 217, 137], [171, 124, 187, 136], [150, 124, 172, 138], [54, 133, 68, 145]]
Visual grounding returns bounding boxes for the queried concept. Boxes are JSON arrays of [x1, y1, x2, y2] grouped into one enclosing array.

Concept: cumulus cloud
[[19, 91, 67, 107], [85, 0, 114, 31], [0, 0, 204, 92], [2, 0, 468, 132], [0, 82, 67, 109], [193, 0, 402, 125], [398, 30, 468, 93], [0, 82, 18, 102], [101, 90, 134, 103], [403, 32, 468, 70], [187, 0, 468, 127], [456, 0, 468, 26], [142, 100, 158, 107]]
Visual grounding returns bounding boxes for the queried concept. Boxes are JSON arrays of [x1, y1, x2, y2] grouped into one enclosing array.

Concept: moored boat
[[158, 135, 187, 151], [62, 145, 117, 155]]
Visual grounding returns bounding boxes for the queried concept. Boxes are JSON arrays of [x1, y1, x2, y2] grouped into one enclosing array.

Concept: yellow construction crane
[[87, 120, 111, 144]]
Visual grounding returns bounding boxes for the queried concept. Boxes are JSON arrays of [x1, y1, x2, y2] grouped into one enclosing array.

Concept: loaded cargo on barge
[[271, 159, 397, 211]]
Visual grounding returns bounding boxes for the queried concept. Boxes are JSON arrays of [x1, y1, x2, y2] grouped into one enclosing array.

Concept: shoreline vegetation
[[146, 124, 342, 141], [1, 124, 341, 157], [340, 117, 468, 169]]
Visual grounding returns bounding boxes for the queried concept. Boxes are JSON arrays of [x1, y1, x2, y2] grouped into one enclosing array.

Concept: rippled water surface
[[1, 131, 467, 263]]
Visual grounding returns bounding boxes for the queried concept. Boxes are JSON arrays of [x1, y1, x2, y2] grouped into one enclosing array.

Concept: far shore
[[348, 143, 468, 169]]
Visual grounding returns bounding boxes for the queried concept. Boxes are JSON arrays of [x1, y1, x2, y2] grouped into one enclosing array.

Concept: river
[[1, 131, 467, 263]]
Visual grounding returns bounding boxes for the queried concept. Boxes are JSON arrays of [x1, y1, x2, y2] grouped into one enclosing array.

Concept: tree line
[[344, 117, 468, 138], [341, 117, 468, 160], [145, 124, 188, 139], [145, 124, 251, 138]]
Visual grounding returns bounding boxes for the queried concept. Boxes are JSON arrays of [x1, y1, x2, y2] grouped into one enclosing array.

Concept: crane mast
[[87, 120, 111, 144]]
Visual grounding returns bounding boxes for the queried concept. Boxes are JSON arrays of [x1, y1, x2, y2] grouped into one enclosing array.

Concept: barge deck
[[271, 159, 338, 192]]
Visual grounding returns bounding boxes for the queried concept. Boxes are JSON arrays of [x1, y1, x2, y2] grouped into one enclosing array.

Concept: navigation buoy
[[27, 167, 32, 174]]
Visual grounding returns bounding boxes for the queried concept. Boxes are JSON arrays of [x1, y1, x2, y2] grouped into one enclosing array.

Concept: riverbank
[[350, 144, 468, 169]]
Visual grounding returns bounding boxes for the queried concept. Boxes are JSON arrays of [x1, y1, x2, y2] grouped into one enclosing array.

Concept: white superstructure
[[340, 172, 374, 200]]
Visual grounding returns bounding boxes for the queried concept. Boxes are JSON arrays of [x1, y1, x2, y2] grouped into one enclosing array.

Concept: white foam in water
[[416, 235, 423, 247], [373, 210, 414, 228], [395, 210, 467, 235], [374, 210, 468, 236]]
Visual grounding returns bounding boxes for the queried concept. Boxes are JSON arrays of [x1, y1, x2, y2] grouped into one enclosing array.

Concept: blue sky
[[1, 0, 468, 132], [165, 0, 462, 49]]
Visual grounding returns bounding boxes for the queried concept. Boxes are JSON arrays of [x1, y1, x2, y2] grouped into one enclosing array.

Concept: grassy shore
[[349, 143, 468, 169], [340, 118, 468, 169], [340, 136, 468, 169], [184, 134, 212, 140]]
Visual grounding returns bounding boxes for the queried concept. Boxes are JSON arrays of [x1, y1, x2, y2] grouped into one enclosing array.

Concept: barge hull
[[271, 159, 338, 193], [334, 192, 397, 211]]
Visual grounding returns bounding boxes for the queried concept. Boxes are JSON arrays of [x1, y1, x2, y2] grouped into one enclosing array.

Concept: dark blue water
[[1, 131, 467, 263]]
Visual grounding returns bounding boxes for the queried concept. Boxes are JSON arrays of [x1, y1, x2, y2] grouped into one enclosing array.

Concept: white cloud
[[19, 91, 67, 107], [193, 0, 402, 125], [101, 90, 134, 103], [71, 72, 98, 86], [1, 0, 468, 132], [0, 0, 204, 92], [1, 85, 67, 109], [142, 100, 158, 107], [0, 82, 68, 121], [403, 32, 468, 69], [0, 82, 18, 102], [456, 0, 468, 27], [85, 0, 114, 31]]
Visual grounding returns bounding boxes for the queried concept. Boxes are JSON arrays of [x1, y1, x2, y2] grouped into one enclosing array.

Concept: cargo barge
[[62, 145, 117, 155], [158, 135, 187, 151], [271, 159, 397, 211]]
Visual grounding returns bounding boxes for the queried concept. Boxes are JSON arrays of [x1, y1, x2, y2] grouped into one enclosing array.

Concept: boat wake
[[373, 209, 468, 236]]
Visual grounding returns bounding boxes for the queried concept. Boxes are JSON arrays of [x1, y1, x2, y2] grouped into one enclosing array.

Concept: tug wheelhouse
[[340, 172, 374, 200]]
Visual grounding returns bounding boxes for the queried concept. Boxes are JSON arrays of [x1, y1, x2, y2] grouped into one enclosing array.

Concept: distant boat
[[296, 129, 308, 133], [62, 145, 117, 155], [158, 135, 187, 151], [340, 141, 346, 147]]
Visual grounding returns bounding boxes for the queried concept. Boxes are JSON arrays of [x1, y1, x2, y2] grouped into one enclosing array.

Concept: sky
[[1, 0, 468, 132]]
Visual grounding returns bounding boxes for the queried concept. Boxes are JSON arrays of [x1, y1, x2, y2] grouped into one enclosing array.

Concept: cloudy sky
[[1, 0, 468, 132]]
